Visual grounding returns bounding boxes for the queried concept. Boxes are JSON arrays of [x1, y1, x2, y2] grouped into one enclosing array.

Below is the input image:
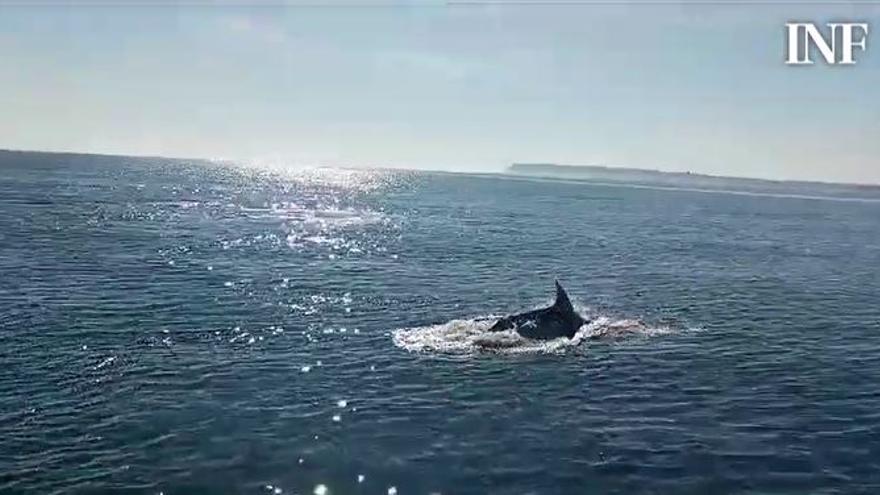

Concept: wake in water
[[392, 309, 676, 355]]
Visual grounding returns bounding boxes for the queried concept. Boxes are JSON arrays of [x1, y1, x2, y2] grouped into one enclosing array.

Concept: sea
[[2, 150, 880, 494]]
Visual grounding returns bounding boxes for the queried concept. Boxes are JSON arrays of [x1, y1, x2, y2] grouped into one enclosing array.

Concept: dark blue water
[[2, 150, 880, 494]]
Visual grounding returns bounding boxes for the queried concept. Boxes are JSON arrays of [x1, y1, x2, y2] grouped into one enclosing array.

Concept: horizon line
[[1, 146, 878, 189]]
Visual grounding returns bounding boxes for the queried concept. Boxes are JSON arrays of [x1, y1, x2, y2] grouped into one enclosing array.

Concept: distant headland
[[506, 163, 880, 196]]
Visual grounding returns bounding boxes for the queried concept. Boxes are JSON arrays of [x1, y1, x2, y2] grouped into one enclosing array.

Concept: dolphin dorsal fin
[[553, 280, 575, 314]]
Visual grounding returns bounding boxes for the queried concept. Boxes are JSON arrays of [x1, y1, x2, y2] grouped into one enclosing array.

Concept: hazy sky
[[1, 2, 878, 182]]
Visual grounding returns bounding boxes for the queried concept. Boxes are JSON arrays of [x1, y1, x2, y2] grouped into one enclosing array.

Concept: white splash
[[392, 312, 676, 355], [95, 356, 117, 369]]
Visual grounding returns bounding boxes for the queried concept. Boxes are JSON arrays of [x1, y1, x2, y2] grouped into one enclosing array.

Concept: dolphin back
[[488, 280, 586, 339]]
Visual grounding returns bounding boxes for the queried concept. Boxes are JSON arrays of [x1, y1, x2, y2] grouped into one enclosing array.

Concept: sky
[[0, 1, 878, 183]]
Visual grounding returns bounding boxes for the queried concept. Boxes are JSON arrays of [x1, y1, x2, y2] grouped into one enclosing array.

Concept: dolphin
[[488, 281, 588, 339]]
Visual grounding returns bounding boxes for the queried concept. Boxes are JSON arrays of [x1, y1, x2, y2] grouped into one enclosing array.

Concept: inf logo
[[785, 22, 869, 65]]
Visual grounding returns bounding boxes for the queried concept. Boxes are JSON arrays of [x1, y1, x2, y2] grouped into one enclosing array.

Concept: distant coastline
[[506, 163, 880, 194]]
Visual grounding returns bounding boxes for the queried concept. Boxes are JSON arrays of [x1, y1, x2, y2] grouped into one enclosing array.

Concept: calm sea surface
[[2, 151, 880, 494]]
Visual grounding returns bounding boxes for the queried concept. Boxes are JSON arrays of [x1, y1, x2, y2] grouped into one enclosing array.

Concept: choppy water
[[2, 150, 880, 494]]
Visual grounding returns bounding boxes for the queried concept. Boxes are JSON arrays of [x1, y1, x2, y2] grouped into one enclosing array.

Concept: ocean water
[[2, 151, 880, 494]]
